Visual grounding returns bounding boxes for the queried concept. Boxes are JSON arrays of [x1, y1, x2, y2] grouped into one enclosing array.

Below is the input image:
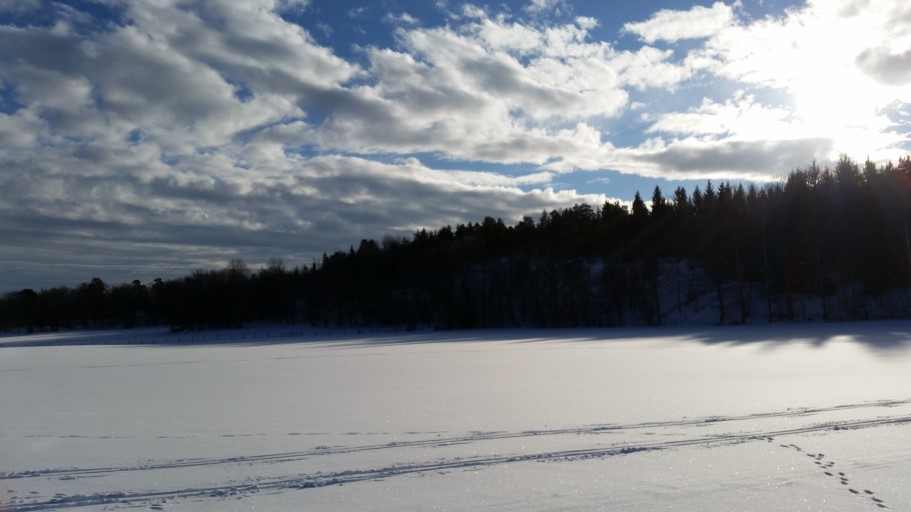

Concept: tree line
[[2, 155, 910, 332]]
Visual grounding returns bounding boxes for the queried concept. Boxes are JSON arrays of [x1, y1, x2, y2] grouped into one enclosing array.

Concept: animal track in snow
[[781, 442, 888, 509]]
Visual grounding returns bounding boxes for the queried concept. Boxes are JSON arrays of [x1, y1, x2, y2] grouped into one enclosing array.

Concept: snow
[[2, 322, 911, 511]]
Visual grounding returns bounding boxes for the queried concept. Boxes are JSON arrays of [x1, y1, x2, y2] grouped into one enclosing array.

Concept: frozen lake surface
[[2, 322, 911, 511]]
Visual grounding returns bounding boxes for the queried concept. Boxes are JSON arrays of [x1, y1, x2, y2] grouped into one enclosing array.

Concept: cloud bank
[[0, 0, 908, 291]]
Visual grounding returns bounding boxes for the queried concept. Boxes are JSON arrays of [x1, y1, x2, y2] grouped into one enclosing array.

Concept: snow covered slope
[[2, 322, 910, 510]]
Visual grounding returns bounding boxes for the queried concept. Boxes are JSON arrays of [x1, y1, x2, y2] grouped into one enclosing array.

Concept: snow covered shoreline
[[3, 318, 911, 347]]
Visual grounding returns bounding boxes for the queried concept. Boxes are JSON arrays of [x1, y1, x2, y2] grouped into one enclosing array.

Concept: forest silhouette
[[3, 155, 910, 332]]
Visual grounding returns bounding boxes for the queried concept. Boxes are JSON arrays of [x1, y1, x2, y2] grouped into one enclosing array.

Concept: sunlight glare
[[783, 5, 903, 159]]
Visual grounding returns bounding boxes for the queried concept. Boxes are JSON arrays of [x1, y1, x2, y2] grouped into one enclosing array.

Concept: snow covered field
[[2, 322, 911, 511]]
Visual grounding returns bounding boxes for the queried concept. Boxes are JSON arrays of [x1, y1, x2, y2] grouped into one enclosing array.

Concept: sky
[[1, 0, 910, 293]]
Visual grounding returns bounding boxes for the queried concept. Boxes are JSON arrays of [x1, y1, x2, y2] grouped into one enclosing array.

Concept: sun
[[790, 67, 896, 159]]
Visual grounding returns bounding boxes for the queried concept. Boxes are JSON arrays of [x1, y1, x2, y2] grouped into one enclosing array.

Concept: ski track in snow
[[4, 399, 910, 511]]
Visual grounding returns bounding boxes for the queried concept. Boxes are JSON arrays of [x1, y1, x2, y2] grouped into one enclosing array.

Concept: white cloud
[[461, 4, 487, 19], [647, 94, 795, 139], [384, 12, 419, 26], [524, 0, 564, 14], [274, 0, 310, 14], [623, 2, 735, 44], [474, 18, 543, 54], [610, 46, 695, 90], [279, 15, 634, 164], [575, 16, 598, 30]]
